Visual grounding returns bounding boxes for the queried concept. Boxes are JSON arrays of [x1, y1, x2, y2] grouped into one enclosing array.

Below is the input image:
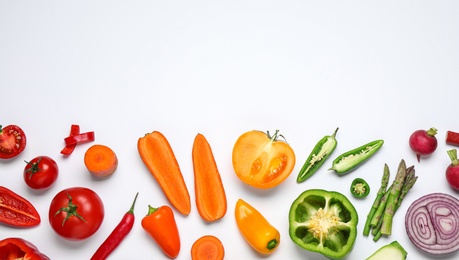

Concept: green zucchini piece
[[366, 240, 407, 260]]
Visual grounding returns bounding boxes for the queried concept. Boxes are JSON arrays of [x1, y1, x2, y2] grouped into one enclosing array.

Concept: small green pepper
[[329, 139, 384, 175], [350, 178, 370, 198], [289, 189, 358, 259], [297, 128, 339, 183]]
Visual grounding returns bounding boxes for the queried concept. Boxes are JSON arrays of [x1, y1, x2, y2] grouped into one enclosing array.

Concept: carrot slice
[[191, 235, 225, 260], [84, 144, 118, 177], [137, 131, 191, 216], [192, 133, 227, 222]]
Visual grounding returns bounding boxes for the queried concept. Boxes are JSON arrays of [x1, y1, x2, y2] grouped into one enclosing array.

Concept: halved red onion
[[405, 193, 459, 254]]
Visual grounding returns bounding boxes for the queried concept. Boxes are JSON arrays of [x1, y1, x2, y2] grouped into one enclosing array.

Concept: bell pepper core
[[0, 237, 50, 260]]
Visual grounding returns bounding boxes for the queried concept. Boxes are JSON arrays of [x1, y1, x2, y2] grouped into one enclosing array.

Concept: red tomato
[[49, 187, 104, 240], [0, 124, 27, 159], [23, 156, 59, 190]]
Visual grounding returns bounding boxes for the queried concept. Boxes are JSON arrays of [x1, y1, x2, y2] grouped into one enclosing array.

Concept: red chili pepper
[[0, 186, 41, 227], [60, 124, 80, 155], [0, 237, 50, 260], [446, 130, 459, 146], [90, 192, 139, 260], [64, 131, 95, 146]]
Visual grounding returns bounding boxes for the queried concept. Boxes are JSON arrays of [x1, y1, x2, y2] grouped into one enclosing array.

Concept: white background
[[1, 1, 459, 259]]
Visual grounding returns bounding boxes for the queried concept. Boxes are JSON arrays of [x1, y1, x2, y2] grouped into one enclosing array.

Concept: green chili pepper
[[329, 139, 384, 175], [350, 178, 370, 198], [297, 128, 339, 183]]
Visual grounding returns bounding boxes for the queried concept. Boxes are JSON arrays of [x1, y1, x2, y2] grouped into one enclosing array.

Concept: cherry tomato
[[23, 156, 59, 190], [49, 187, 104, 240], [232, 130, 296, 189], [0, 124, 27, 159]]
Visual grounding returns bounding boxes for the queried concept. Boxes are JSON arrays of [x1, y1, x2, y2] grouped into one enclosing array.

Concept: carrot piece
[[191, 235, 225, 260], [137, 131, 191, 216], [192, 133, 227, 222], [84, 144, 118, 177]]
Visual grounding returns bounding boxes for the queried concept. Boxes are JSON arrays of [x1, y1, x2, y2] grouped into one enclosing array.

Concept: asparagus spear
[[369, 183, 393, 228], [363, 164, 390, 236]]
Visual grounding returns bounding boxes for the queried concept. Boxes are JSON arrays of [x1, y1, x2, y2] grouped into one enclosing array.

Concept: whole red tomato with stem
[[0, 124, 27, 159], [23, 156, 59, 190], [49, 187, 104, 240]]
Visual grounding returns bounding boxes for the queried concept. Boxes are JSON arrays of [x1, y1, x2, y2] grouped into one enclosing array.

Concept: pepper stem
[[146, 205, 159, 216], [266, 239, 278, 250], [128, 192, 139, 214]]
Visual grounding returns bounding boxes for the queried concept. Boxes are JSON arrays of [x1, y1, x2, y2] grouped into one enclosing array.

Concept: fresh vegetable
[[289, 189, 358, 259], [141, 205, 181, 258], [23, 156, 59, 190], [91, 192, 139, 260], [446, 149, 459, 190], [297, 128, 339, 183], [0, 124, 26, 159], [60, 124, 95, 156], [232, 130, 296, 189], [191, 235, 225, 260], [84, 144, 118, 177], [235, 199, 280, 255], [329, 139, 384, 175], [366, 160, 417, 241], [446, 130, 459, 146], [409, 127, 438, 162], [350, 178, 370, 198], [49, 187, 104, 240], [138, 131, 191, 215], [0, 186, 40, 227], [192, 133, 227, 222], [405, 192, 459, 255], [365, 241, 407, 260], [0, 237, 50, 260]]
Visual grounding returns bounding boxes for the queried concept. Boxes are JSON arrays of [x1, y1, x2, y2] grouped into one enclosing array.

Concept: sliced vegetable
[[0, 237, 50, 260], [91, 192, 139, 260], [297, 128, 339, 183], [446, 130, 459, 146], [0, 186, 40, 227], [0, 124, 26, 159], [232, 130, 296, 189], [409, 127, 438, 162], [350, 178, 370, 198], [61, 125, 95, 156], [235, 199, 280, 255], [191, 235, 225, 260], [60, 124, 80, 155], [365, 241, 407, 260], [84, 144, 118, 177], [49, 187, 104, 240], [138, 131, 191, 215], [446, 149, 459, 190], [141, 205, 181, 258], [192, 133, 227, 222], [329, 139, 384, 175], [405, 193, 459, 255], [23, 156, 59, 190], [289, 189, 358, 259]]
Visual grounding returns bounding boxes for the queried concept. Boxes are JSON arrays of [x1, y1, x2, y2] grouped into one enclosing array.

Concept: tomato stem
[[54, 193, 87, 226], [24, 157, 42, 179]]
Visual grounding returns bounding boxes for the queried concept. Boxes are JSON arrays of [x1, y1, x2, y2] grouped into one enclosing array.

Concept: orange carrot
[[137, 131, 191, 216], [84, 144, 118, 177], [192, 133, 227, 222], [191, 235, 225, 260]]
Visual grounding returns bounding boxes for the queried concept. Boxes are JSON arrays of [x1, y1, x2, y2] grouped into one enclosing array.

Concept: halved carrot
[[191, 235, 225, 260], [192, 133, 227, 222], [138, 131, 191, 216], [84, 144, 118, 177]]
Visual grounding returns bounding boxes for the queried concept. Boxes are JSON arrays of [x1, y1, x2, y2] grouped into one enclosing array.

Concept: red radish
[[409, 127, 438, 162], [446, 149, 459, 191]]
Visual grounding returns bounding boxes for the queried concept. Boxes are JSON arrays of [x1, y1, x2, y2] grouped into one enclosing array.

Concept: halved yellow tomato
[[232, 130, 296, 189]]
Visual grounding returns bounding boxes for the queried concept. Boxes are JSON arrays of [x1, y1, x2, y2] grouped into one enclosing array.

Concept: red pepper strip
[[0, 186, 41, 227], [0, 237, 50, 260], [60, 124, 80, 155], [90, 192, 139, 260], [64, 131, 95, 146], [446, 130, 459, 146]]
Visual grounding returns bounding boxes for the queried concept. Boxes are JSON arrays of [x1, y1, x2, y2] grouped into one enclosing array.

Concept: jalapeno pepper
[[329, 139, 384, 175], [350, 178, 370, 198], [297, 128, 339, 183], [0, 237, 50, 260], [289, 189, 358, 259]]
